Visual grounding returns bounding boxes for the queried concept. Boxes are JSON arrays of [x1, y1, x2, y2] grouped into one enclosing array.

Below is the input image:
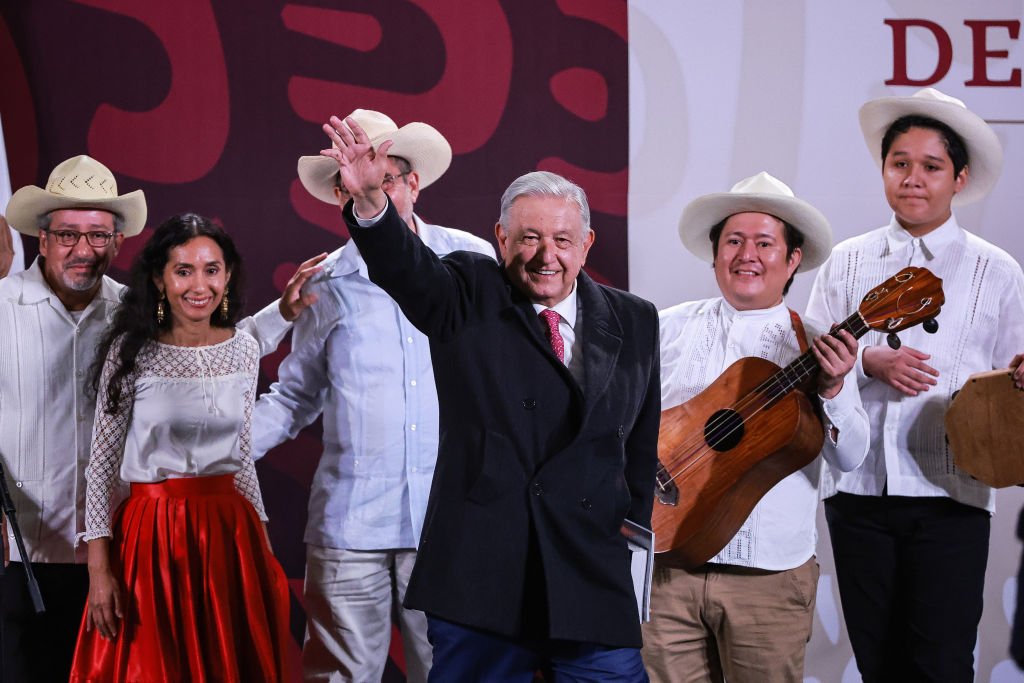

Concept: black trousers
[[1011, 508, 1024, 668], [0, 562, 89, 683], [825, 492, 989, 683]]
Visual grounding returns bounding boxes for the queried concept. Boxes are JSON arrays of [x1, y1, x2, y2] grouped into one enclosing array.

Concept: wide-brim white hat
[[859, 87, 1002, 205], [297, 109, 452, 205], [6, 155, 147, 236], [678, 171, 832, 271]]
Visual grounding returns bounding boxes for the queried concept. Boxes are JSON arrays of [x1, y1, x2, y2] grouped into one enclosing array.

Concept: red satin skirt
[[70, 474, 291, 682]]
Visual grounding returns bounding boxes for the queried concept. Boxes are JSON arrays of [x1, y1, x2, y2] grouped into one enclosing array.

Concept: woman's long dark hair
[[90, 213, 247, 414]]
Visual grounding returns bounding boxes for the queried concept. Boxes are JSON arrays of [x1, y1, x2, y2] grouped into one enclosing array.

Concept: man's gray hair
[[498, 171, 591, 236], [37, 209, 125, 234]]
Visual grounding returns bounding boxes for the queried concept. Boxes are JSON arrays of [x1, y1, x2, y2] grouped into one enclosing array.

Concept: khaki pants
[[641, 556, 818, 683]]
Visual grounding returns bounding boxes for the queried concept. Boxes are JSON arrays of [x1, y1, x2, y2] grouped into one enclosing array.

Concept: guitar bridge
[[655, 462, 678, 506]]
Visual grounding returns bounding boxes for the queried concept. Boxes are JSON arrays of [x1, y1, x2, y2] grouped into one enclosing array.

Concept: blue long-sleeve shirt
[[252, 215, 494, 549]]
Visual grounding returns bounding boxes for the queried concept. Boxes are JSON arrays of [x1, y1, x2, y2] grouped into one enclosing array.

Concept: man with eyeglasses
[[0, 154, 321, 682], [253, 110, 494, 682]]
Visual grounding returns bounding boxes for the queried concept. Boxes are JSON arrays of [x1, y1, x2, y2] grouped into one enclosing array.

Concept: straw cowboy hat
[[859, 87, 1003, 205], [297, 109, 452, 205], [678, 171, 833, 271], [5, 155, 147, 237]]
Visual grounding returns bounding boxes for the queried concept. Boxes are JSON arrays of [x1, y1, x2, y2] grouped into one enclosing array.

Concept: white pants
[[302, 545, 432, 683]]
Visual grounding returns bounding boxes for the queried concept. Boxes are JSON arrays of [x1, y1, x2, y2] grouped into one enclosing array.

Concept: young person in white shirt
[[806, 88, 1024, 682], [642, 172, 869, 683]]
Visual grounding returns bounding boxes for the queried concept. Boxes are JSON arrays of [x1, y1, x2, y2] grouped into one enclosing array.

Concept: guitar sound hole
[[705, 409, 744, 451]]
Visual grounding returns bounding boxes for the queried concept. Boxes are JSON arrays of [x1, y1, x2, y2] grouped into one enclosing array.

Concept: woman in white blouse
[[70, 213, 290, 682]]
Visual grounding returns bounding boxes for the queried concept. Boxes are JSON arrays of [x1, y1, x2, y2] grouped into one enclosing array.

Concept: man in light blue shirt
[[253, 110, 494, 683]]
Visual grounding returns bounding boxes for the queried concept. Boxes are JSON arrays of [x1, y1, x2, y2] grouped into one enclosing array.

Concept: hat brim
[[678, 193, 833, 272], [859, 96, 1003, 205], [5, 186, 147, 237], [297, 122, 453, 205]]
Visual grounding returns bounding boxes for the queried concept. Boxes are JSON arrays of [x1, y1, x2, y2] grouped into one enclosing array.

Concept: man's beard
[[62, 259, 102, 291]]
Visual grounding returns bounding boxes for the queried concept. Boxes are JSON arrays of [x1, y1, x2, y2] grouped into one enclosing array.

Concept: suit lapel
[[576, 272, 623, 423]]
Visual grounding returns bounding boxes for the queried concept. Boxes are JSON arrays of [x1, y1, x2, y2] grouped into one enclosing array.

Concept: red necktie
[[539, 309, 565, 363]]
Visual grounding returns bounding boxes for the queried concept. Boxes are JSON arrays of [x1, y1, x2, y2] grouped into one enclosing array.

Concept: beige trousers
[[641, 556, 819, 683]]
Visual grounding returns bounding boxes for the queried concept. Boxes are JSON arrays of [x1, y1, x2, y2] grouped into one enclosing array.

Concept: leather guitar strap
[[789, 308, 826, 424], [788, 308, 810, 353]]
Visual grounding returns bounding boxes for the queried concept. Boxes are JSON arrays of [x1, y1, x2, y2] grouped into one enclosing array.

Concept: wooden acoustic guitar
[[652, 266, 944, 568]]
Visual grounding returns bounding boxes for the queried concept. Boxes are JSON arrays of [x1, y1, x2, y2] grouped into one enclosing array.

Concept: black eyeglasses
[[46, 229, 116, 247]]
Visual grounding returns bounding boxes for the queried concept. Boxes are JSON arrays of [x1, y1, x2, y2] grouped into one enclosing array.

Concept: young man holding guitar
[[806, 89, 1024, 681], [642, 172, 870, 682]]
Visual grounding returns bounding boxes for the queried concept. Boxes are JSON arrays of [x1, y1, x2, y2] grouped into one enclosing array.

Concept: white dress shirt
[[252, 214, 495, 550], [659, 298, 869, 570], [0, 258, 291, 562], [806, 215, 1024, 512]]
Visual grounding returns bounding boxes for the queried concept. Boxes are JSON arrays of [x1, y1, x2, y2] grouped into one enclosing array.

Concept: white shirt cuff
[[354, 198, 389, 227]]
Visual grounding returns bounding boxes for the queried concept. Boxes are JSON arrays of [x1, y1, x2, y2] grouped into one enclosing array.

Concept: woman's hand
[[262, 521, 274, 554], [278, 252, 328, 321], [86, 538, 123, 640]]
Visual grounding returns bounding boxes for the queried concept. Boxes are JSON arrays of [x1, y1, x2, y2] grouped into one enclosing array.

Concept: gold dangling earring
[[156, 291, 165, 325], [220, 287, 230, 320]]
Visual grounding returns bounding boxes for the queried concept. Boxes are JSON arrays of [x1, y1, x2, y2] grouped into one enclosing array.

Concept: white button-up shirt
[[659, 298, 869, 570], [0, 258, 291, 562], [806, 215, 1024, 512], [252, 215, 495, 550]]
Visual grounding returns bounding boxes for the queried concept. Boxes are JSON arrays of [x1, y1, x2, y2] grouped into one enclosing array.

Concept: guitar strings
[[658, 270, 936, 486], [657, 310, 872, 487]]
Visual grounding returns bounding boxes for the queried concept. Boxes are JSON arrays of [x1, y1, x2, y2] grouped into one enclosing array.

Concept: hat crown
[[911, 87, 966, 109], [344, 109, 399, 141], [44, 155, 120, 201], [728, 171, 795, 199]]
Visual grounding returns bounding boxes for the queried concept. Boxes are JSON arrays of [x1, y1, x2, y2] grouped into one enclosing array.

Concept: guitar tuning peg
[[887, 332, 901, 350], [923, 318, 939, 334]]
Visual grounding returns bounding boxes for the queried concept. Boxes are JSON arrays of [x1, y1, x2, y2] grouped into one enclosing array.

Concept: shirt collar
[[719, 297, 789, 324], [884, 213, 961, 260], [334, 212, 435, 280], [532, 284, 578, 329]]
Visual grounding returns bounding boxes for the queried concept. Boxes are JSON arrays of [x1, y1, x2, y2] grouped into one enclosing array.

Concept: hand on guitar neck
[[811, 328, 858, 400], [863, 345, 939, 397]]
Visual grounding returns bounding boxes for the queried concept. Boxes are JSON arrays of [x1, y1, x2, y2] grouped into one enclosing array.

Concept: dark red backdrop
[[0, 1, 628, 678]]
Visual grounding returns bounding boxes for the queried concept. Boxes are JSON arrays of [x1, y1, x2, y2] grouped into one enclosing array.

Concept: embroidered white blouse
[[83, 330, 267, 541]]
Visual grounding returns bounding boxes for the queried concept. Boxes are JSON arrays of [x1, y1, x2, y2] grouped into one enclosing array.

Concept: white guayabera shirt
[[806, 214, 1024, 513], [659, 298, 869, 570]]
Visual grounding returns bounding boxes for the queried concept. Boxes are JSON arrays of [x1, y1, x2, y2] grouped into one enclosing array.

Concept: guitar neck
[[767, 311, 870, 399]]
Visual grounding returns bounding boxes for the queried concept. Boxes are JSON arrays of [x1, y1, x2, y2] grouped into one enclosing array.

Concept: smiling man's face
[[38, 209, 123, 310], [713, 211, 800, 311], [495, 195, 594, 307]]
